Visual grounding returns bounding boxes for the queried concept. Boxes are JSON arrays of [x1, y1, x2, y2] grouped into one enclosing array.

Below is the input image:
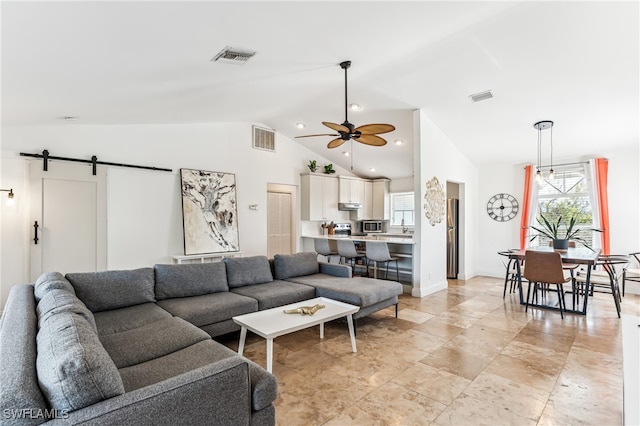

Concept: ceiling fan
[[296, 60, 395, 149]]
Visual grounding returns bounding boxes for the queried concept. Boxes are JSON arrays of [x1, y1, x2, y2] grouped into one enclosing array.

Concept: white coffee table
[[232, 297, 359, 373]]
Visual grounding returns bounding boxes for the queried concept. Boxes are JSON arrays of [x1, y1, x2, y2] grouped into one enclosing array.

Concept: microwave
[[362, 221, 383, 233]]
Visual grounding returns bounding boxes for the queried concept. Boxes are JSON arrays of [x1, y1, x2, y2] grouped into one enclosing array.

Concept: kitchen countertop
[[302, 234, 415, 245]]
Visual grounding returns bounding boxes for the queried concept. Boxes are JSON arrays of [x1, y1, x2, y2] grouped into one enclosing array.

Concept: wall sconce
[[1, 188, 15, 206]]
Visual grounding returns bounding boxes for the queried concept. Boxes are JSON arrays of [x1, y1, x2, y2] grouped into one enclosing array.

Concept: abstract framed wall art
[[180, 168, 240, 255]]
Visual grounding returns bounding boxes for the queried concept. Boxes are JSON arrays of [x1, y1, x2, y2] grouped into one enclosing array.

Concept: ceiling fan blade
[[355, 134, 387, 147], [295, 133, 339, 138], [355, 123, 396, 135], [327, 138, 346, 149], [322, 121, 350, 133]]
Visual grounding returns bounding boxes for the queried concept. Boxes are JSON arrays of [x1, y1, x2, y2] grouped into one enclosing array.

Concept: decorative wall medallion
[[424, 176, 446, 226], [180, 168, 239, 255]]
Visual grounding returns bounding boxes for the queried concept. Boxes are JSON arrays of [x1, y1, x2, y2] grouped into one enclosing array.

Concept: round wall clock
[[487, 193, 519, 222]]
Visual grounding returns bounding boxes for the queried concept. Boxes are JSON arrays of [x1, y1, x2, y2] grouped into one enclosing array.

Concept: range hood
[[338, 202, 362, 211]]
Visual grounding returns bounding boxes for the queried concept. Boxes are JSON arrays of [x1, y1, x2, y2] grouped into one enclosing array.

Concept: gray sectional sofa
[[0, 252, 402, 425]]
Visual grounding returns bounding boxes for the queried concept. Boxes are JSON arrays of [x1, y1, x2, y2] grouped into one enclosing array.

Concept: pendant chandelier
[[534, 120, 555, 182]]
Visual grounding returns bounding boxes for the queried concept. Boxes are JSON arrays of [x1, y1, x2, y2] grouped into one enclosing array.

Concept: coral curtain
[[520, 165, 533, 249], [596, 158, 610, 254]]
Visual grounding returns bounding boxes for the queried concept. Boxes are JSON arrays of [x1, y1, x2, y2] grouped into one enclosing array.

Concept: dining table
[[506, 246, 601, 315]]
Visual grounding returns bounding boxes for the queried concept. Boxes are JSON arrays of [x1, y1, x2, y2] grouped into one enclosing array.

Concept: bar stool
[[314, 238, 338, 263], [336, 239, 367, 276], [366, 241, 400, 281]]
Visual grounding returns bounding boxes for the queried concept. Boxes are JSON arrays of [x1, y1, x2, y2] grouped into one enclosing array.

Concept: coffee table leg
[[346, 314, 357, 353], [238, 327, 247, 355], [266, 338, 273, 373], [320, 322, 325, 339]]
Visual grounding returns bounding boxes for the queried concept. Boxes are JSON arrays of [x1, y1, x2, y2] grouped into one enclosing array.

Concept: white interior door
[[30, 161, 106, 280], [267, 191, 292, 258]]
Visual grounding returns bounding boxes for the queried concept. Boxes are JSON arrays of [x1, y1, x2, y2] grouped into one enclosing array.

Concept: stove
[[333, 223, 352, 236]]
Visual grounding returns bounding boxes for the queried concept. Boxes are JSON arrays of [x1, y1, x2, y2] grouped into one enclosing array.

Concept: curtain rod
[[20, 150, 173, 175]]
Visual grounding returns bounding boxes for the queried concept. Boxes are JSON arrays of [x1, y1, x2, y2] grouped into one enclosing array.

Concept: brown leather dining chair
[[523, 250, 572, 318]]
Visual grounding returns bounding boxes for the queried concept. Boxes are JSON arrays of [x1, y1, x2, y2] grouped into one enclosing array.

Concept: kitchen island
[[301, 235, 414, 291]]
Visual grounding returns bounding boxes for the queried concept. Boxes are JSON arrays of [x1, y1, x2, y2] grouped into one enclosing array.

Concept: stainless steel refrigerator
[[447, 199, 459, 279]]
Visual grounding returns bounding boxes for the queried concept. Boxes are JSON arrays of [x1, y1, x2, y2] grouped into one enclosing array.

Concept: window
[[531, 166, 596, 248], [390, 192, 414, 227]]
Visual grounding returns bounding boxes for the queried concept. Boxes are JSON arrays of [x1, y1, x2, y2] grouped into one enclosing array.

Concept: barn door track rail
[[20, 150, 173, 175]]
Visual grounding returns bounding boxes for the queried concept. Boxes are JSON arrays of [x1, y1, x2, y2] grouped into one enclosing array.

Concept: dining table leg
[[581, 264, 593, 314], [515, 258, 524, 304]]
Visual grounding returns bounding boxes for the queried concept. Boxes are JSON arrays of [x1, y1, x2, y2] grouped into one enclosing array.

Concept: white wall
[[0, 122, 352, 308], [476, 145, 640, 284], [412, 110, 479, 297]]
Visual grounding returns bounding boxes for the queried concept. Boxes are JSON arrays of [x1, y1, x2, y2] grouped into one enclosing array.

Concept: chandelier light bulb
[[548, 168, 555, 179]]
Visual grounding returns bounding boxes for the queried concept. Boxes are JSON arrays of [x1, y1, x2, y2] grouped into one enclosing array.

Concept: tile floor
[[217, 276, 640, 425]]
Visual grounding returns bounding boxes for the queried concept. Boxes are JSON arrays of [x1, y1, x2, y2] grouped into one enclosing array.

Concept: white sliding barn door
[[30, 161, 106, 280]]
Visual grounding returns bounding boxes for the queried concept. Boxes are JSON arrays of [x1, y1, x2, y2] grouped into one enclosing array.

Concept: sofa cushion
[[273, 252, 319, 280], [34, 271, 76, 301], [230, 280, 316, 310], [154, 262, 229, 299], [93, 303, 173, 336], [66, 268, 155, 312], [157, 292, 257, 327], [36, 311, 125, 412], [118, 340, 278, 411], [285, 275, 403, 307], [224, 256, 273, 288], [1, 285, 49, 424], [37, 288, 97, 333], [99, 317, 210, 369]]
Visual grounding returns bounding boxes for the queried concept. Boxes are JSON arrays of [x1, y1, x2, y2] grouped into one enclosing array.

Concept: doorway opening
[[446, 181, 463, 280]]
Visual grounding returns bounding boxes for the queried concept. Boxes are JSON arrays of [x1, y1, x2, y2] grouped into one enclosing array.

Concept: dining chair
[[574, 254, 628, 318], [336, 239, 368, 276], [523, 250, 571, 318], [498, 250, 522, 298], [622, 252, 640, 296], [366, 241, 400, 281], [314, 238, 338, 263]]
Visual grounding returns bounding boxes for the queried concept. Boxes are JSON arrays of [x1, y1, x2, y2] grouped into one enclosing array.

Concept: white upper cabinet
[[351, 180, 373, 220], [301, 174, 341, 221], [338, 176, 364, 204], [372, 179, 390, 220]]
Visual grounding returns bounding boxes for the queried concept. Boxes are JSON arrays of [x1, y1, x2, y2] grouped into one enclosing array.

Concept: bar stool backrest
[[336, 239, 359, 258], [314, 238, 333, 256], [366, 241, 392, 262]]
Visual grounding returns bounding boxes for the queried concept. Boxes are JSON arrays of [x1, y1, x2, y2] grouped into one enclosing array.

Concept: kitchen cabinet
[[301, 174, 340, 221], [338, 176, 364, 204], [372, 179, 390, 220], [351, 180, 373, 220]]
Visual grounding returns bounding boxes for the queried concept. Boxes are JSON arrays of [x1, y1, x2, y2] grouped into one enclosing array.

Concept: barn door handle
[[33, 221, 39, 245]]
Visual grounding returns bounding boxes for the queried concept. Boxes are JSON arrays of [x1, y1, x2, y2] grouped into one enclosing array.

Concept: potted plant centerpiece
[[530, 214, 601, 251]]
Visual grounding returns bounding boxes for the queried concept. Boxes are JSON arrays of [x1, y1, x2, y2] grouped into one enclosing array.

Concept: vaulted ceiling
[[2, 1, 638, 179]]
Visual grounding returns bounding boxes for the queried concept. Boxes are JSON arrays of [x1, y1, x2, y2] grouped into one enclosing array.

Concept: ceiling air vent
[[253, 126, 275, 152], [469, 90, 493, 103], [212, 46, 256, 65]]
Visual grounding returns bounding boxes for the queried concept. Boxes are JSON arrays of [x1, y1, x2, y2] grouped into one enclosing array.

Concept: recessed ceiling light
[[369, 168, 376, 172], [394, 139, 403, 145], [349, 103, 361, 111], [296, 122, 306, 129], [342, 151, 350, 157]]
